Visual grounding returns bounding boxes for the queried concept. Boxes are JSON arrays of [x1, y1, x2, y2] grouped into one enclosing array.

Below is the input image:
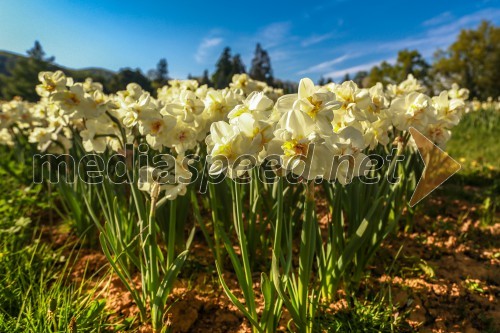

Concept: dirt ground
[[56, 182, 499, 333]]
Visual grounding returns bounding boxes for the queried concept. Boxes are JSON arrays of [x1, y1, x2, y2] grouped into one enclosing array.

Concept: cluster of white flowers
[[0, 71, 470, 192], [206, 75, 469, 182], [467, 96, 500, 113]]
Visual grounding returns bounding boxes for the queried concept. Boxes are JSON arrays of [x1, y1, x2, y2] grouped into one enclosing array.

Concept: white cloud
[[257, 22, 292, 48], [425, 8, 500, 36], [324, 58, 396, 79], [195, 37, 223, 64], [298, 54, 351, 75], [422, 11, 453, 27], [291, 8, 500, 81], [269, 49, 290, 62], [301, 32, 335, 47], [376, 8, 500, 57]]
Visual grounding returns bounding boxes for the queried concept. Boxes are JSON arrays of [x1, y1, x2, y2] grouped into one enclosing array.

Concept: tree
[[272, 79, 298, 94], [317, 77, 334, 85], [148, 58, 169, 91], [367, 61, 393, 86], [0, 41, 56, 101], [394, 49, 430, 83], [155, 58, 169, 83], [230, 54, 246, 77], [366, 50, 430, 87], [200, 69, 212, 87], [249, 43, 273, 85], [342, 73, 351, 82], [353, 71, 369, 87], [27, 41, 55, 62], [108, 68, 152, 93], [212, 47, 233, 89], [433, 21, 500, 99]]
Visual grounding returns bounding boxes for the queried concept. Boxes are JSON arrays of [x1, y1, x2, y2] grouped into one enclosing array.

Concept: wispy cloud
[[301, 32, 336, 47], [376, 8, 500, 57], [195, 37, 223, 63], [422, 11, 453, 27], [324, 58, 396, 79], [256, 22, 292, 48], [298, 54, 351, 75], [425, 8, 500, 36], [237, 21, 294, 72], [293, 7, 500, 81]]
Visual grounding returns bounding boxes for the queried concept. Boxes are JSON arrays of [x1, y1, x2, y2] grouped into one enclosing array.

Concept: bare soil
[[51, 183, 499, 332]]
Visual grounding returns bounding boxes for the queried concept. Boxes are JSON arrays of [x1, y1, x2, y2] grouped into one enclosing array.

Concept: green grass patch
[[0, 157, 112, 332], [316, 297, 413, 333], [447, 108, 500, 180]]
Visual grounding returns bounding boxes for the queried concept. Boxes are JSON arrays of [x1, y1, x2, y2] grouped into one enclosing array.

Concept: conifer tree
[[212, 47, 233, 89], [249, 43, 273, 85], [201, 69, 212, 87], [1, 41, 55, 101]]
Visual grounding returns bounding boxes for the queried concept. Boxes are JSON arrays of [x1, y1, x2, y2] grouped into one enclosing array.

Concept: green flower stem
[[232, 182, 258, 319], [167, 199, 177, 269], [148, 184, 162, 331], [297, 181, 317, 333]]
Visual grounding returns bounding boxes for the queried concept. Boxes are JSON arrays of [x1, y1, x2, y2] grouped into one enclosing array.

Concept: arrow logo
[[408, 127, 461, 207]]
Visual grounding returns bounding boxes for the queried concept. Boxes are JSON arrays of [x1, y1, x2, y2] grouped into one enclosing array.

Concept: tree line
[[323, 21, 499, 100], [0, 41, 290, 101], [0, 21, 498, 101]]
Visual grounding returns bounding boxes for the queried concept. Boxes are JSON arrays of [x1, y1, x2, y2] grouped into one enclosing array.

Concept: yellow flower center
[[214, 143, 234, 159], [178, 131, 187, 141], [282, 139, 308, 157], [306, 96, 323, 119], [151, 120, 163, 134], [65, 93, 80, 107]]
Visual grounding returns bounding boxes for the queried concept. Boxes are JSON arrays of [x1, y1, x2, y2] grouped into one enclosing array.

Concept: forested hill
[[0, 50, 115, 81]]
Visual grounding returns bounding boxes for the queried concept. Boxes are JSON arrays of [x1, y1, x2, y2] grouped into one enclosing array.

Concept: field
[[0, 72, 498, 333]]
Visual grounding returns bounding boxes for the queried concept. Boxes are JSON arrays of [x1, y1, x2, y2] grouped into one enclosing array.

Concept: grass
[[316, 298, 412, 333], [444, 107, 499, 226], [447, 107, 500, 180], [0, 107, 497, 331], [0, 238, 109, 332], [0, 158, 112, 332]]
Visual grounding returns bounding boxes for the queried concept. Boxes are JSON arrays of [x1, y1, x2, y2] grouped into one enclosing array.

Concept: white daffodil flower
[[228, 91, 274, 122], [51, 84, 94, 118], [322, 127, 371, 184], [138, 155, 191, 200], [206, 121, 259, 177], [291, 78, 342, 137], [390, 92, 435, 131], [386, 74, 426, 98], [121, 92, 158, 128], [361, 118, 391, 149], [203, 89, 241, 123], [162, 122, 199, 154], [424, 120, 451, 148], [330, 81, 373, 122], [229, 74, 265, 96], [36, 71, 72, 97], [163, 90, 205, 123], [80, 115, 120, 153], [0, 128, 14, 146], [432, 91, 465, 126], [266, 108, 327, 180]]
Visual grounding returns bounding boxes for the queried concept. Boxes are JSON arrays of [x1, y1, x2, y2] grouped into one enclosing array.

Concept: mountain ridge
[[0, 49, 115, 80]]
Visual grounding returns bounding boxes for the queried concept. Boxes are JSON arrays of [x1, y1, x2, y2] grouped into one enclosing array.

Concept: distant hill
[[0, 50, 19, 76], [0, 49, 115, 81]]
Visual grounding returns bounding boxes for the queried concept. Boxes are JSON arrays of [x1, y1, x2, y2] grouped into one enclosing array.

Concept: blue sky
[[1, 0, 499, 81]]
